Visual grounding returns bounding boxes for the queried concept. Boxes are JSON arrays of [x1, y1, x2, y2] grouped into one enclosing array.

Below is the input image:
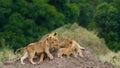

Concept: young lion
[[60, 39, 85, 57], [5, 33, 60, 65], [57, 47, 77, 58], [38, 32, 60, 63]]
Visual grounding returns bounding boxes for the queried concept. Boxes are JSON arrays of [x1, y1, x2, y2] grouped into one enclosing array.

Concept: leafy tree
[[91, 2, 120, 51], [0, 0, 12, 31], [49, 0, 80, 24], [71, 0, 102, 27], [0, 0, 65, 50], [0, 0, 120, 52]]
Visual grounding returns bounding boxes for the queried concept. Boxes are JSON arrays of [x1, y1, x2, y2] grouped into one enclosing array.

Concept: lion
[[5, 32, 60, 65], [59, 39, 85, 57], [38, 32, 60, 63], [58, 47, 77, 58]]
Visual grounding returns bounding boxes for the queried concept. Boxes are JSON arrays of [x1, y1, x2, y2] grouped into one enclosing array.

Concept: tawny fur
[[4, 33, 60, 65], [57, 47, 77, 58], [59, 39, 85, 58]]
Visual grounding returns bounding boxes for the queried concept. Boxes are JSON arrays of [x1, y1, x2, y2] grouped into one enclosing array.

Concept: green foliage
[[0, 0, 120, 52], [90, 2, 120, 51], [0, 0, 65, 50], [49, 0, 80, 24], [0, 47, 16, 63], [108, 41, 120, 51], [64, 23, 72, 28], [74, 0, 102, 27]]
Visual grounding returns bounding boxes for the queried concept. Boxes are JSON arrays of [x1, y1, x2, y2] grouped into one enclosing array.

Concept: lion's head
[[46, 32, 60, 51], [60, 39, 73, 48]]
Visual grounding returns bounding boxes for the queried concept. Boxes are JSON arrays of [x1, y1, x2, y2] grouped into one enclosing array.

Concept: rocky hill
[[0, 23, 117, 68]]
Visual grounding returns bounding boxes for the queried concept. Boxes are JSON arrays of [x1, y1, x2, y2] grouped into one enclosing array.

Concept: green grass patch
[[0, 48, 16, 64], [99, 51, 120, 68]]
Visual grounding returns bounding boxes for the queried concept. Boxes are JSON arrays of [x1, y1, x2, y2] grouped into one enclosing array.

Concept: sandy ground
[[1, 50, 115, 68]]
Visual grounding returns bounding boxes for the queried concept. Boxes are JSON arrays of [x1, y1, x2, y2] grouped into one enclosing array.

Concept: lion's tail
[[15, 47, 24, 55], [79, 46, 85, 50]]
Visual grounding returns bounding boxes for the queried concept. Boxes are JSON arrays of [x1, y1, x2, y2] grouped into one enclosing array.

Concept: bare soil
[[1, 50, 115, 68]]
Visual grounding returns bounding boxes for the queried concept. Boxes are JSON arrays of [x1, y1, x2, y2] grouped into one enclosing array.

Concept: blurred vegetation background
[[0, 0, 120, 52]]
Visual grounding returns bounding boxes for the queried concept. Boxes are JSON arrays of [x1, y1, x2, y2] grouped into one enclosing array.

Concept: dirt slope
[[1, 50, 114, 68]]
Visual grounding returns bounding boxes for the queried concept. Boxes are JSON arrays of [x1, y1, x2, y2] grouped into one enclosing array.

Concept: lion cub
[[58, 47, 77, 58]]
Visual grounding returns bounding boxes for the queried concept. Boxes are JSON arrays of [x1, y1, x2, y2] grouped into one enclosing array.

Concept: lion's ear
[[49, 37, 52, 39], [46, 38, 49, 41], [69, 41, 73, 44], [47, 37, 50, 41], [53, 32, 57, 36]]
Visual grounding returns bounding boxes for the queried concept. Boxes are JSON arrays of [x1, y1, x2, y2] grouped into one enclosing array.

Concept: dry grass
[[0, 48, 16, 64], [99, 51, 120, 68]]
